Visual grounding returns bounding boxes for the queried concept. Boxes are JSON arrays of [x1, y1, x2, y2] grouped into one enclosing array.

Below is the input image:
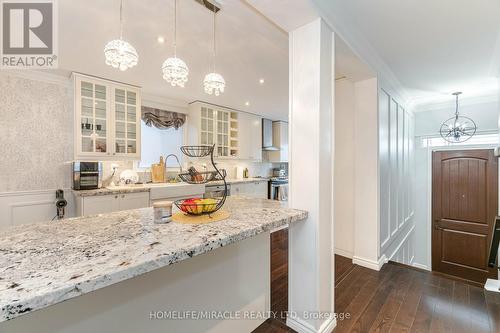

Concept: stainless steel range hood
[[262, 119, 279, 151]]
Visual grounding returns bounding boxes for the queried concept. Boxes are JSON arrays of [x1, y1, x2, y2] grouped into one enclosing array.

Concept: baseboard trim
[[412, 262, 430, 271], [287, 317, 337, 333], [334, 248, 353, 259], [352, 255, 386, 271], [318, 318, 337, 333]]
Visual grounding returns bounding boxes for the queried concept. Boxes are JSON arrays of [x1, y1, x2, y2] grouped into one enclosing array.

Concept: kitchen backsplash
[[0, 73, 73, 192]]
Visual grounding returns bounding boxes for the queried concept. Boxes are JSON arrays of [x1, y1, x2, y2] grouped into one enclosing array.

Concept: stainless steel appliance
[[204, 184, 231, 198], [73, 162, 102, 190], [269, 177, 288, 201], [272, 168, 287, 178], [262, 119, 279, 151]]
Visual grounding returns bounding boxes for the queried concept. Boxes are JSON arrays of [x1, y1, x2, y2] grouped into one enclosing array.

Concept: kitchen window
[[138, 120, 184, 168]]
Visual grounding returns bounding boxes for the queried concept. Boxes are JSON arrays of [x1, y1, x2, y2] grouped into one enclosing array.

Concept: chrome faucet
[[164, 154, 183, 182]]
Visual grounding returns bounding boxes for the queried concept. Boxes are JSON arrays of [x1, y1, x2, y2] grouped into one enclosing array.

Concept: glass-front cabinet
[[74, 74, 141, 160], [197, 103, 238, 158]]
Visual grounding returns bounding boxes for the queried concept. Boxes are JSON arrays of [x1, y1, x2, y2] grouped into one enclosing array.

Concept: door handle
[[434, 225, 444, 230]]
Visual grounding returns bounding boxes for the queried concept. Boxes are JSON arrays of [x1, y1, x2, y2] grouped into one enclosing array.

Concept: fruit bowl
[[174, 197, 223, 215]]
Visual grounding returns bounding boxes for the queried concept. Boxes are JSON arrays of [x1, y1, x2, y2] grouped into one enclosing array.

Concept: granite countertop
[[0, 197, 306, 322], [73, 179, 270, 197]]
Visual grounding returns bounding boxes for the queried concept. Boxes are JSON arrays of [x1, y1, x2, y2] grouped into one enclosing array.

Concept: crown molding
[[0, 69, 71, 86], [413, 92, 498, 113]]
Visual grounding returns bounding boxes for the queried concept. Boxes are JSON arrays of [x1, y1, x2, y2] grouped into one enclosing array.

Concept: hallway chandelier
[[162, 0, 189, 87], [439, 92, 476, 143], [203, 2, 225, 96], [104, 0, 139, 71]]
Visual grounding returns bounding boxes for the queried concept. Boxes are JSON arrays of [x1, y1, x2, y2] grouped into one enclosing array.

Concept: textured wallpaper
[[0, 73, 74, 192]]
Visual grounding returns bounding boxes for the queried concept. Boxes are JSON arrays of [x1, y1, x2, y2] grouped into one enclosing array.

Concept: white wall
[[0, 72, 74, 193], [352, 77, 381, 269], [334, 79, 355, 258], [378, 87, 416, 267]]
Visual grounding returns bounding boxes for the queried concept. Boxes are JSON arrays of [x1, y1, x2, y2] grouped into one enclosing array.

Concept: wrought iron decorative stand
[[174, 145, 227, 215]]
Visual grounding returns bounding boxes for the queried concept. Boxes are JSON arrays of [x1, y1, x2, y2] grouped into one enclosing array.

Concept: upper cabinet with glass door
[[74, 74, 141, 160], [113, 86, 140, 158], [190, 102, 238, 158]]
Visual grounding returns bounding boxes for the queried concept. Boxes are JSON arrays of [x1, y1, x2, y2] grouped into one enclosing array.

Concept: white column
[[288, 18, 336, 333]]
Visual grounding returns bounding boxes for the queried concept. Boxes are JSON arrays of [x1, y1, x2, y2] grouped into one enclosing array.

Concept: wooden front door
[[432, 149, 498, 284]]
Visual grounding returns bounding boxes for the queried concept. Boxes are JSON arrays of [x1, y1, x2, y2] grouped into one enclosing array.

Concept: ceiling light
[[204, 4, 225, 96], [259, 78, 265, 84], [104, 0, 138, 71], [439, 92, 477, 143], [157, 36, 165, 44], [245, 101, 250, 106], [162, 0, 189, 87]]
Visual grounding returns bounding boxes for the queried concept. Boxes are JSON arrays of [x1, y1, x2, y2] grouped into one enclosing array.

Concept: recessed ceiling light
[[245, 101, 250, 106], [157, 36, 165, 44], [259, 78, 265, 84]]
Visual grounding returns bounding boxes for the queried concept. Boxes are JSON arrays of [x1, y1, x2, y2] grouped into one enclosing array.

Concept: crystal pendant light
[[104, 0, 138, 71], [439, 92, 477, 143], [204, 3, 225, 96], [162, 0, 189, 87]]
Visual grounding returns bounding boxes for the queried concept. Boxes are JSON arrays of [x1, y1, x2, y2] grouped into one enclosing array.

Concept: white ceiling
[[58, 0, 289, 120], [324, 0, 500, 106]]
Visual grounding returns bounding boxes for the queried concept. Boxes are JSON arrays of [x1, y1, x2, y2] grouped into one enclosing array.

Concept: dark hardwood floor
[[335, 254, 356, 287], [255, 245, 500, 333]]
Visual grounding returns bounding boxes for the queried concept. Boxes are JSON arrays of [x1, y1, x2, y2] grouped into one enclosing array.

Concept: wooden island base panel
[[255, 258, 500, 333]]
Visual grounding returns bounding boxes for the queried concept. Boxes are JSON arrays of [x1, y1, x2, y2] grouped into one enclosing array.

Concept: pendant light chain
[[212, 4, 217, 71], [119, 0, 123, 39], [173, 0, 177, 56]]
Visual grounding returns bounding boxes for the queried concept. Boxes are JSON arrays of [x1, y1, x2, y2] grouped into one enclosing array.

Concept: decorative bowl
[[174, 197, 223, 215]]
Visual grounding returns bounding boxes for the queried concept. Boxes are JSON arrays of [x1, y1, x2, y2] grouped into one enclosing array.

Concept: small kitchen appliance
[[272, 168, 287, 178], [73, 162, 103, 190]]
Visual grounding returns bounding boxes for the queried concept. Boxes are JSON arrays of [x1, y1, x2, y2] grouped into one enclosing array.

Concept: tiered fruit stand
[[174, 145, 228, 216]]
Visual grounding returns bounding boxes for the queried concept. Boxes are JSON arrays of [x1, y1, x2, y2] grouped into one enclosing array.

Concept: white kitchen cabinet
[[118, 192, 150, 211], [188, 102, 262, 161], [265, 121, 288, 163], [74, 73, 141, 161], [231, 181, 268, 199], [189, 102, 238, 158], [76, 192, 150, 216], [238, 112, 262, 161]]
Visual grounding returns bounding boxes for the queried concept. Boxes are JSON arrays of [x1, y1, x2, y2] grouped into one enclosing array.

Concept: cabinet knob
[[113, 153, 116, 155], [115, 195, 118, 199], [121, 195, 125, 198]]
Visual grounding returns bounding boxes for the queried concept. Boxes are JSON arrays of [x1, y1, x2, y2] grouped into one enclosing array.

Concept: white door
[[118, 192, 150, 211], [83, 195, 119, 215]]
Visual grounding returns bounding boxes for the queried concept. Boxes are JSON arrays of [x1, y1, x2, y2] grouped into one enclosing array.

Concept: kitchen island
[[0, 197, 306, 333]]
